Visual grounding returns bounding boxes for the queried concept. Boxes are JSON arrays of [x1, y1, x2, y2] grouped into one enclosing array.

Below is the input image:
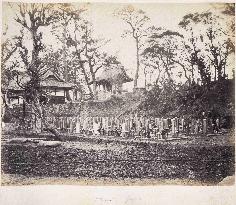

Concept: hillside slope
[[138, 79, 235, 121]]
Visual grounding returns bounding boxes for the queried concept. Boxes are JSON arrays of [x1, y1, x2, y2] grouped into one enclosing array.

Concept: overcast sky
[[2, 2, 234, 89]]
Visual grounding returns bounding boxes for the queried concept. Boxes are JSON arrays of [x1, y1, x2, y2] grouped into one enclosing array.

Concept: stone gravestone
[[208, 119, 213, 134], [175, 117, 179, 137], [203, 119, 207, 134], [75, 117, 80, 133], [35, 117, 42, 133], [171, 118, 175, 136], [191, 119, 195, 134]]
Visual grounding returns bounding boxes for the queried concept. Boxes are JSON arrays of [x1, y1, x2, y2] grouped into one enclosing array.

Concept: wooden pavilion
[[94, 63, 133, 100]]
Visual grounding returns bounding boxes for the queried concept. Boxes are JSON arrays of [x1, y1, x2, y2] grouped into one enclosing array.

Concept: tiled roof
[[7, 71, 75, 91], [41, 79, 75, 88]]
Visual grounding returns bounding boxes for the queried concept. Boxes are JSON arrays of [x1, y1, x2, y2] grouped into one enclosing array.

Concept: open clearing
[[1, 133, 235, 185]]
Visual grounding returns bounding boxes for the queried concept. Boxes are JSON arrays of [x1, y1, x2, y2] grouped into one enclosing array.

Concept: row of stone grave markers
[[45, 116, 219, 138]]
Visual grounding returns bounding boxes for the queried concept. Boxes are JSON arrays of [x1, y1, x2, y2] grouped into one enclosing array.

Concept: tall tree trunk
[[223, 65, 226, 78], [217, 67, 223, 82], [88, 58, 97, 98], [1, 93, 8, 128], [214, 67, 217, 81], [62, 22, 72, 102], [79, 61, 93, 98], [33, 99, 63, 140], [134, 37, 140, 88], [191, 64, 194, 82], [92, 81, 97, 99], [144, 67, 147, 90], [174, 60, 191, 84], [90, 68, 96, 99], [63, 15, 68, 82], [155, 72, 161, 86]]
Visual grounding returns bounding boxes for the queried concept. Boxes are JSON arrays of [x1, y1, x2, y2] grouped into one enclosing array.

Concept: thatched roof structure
[[95, 64, 133, 85]]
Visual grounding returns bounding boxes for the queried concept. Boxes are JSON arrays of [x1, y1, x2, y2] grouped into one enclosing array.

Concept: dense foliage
[[139, 79, 235, 120]]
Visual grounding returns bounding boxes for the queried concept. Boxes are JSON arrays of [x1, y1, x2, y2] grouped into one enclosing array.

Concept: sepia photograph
[[1, 1, 235, 186]]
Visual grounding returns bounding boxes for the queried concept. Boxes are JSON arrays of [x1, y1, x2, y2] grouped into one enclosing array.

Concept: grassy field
[[1, 133, 235, 185]]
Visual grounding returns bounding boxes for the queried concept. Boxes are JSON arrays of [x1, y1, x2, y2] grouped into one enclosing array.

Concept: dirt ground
[[1, 132, 235, 186]]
